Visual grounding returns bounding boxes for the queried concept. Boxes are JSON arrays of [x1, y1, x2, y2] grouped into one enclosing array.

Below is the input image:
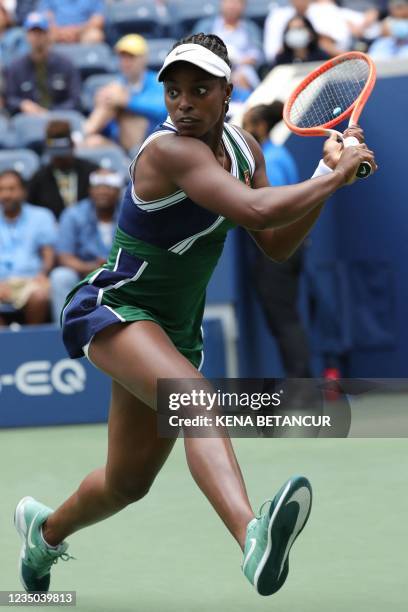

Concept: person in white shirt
[[264, 0, 374, 63]]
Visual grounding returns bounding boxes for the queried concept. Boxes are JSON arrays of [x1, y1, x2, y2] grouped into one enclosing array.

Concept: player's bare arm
[[241, 125, 377, 261], [137, 129, 375, 232]]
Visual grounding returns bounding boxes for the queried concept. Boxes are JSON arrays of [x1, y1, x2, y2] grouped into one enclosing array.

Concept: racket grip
[[344, 136, 372, 179]]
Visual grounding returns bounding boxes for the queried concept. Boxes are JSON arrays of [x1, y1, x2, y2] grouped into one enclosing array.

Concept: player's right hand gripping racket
[[283, 51, 377, 179]]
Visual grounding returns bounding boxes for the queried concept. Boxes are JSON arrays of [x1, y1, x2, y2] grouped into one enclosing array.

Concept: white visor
[[157, 43, 231, 83]]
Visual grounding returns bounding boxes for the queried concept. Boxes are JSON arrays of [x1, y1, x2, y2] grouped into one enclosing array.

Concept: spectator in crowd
[[274, 15, 330, 66], [194, 0, 263, 91], [3, 12, 81, 115], [28, 120, 99, 219], [38, 0, 105, 43], [0, 169, 56, 326], [264, 0, 373, 63], [369, 0, 408, 58], [0, 3, 28, 64], [83, 34, 167, 152], [50, 167, 122, 322], [242, 102, 312, 378], [264, 0, 312, 64]]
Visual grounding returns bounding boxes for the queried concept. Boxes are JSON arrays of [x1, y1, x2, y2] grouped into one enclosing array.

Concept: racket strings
[[289, 59, 370, 129]]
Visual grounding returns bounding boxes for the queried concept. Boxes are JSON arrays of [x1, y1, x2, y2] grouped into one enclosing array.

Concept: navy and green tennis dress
[[62, 118, 255, 368]]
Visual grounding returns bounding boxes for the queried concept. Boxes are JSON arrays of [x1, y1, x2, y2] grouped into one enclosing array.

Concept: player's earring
[[225, 97, 231, 105]]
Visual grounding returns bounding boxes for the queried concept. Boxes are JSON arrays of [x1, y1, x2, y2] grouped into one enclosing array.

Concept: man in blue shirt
[[195, 0, 263, 91], [38, 0, 105, 43], [243, 102, 312, 378], [83, 34, 167, 153], [3, 12, 81, 115], [49, 168, 122, 322], [0, 170, 57, 325]]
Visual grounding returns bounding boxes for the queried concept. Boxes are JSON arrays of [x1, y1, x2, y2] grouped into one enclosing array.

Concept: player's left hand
[[323, 125, 366, 170]]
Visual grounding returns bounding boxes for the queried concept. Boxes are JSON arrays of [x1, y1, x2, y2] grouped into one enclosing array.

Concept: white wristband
[[311, 159, 333, 179]]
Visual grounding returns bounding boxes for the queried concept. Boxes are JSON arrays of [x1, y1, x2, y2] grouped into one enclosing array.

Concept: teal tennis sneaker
[[14, 496, 74, 592], [242, 476, 312, 596]]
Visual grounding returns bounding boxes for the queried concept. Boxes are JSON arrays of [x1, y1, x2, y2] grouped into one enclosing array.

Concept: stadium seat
[[10, 111, 85, 153], [176, 1, 218, 33], [0, 149, 40, 180], [0, 115, 18, 149], [75, 146, 131, 179], [53, 43, 116, 80], [147, 38, 176, 71], [105, 1, 166, 43], [245, 0, 274, 27], [81, 73, 121, 114]]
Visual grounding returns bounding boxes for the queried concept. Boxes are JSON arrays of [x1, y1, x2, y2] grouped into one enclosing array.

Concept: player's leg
[[15, 379, 176, 591], [42, 380, 177, 545], [85, 321, 255, 549], [85, 322, 312, 595]]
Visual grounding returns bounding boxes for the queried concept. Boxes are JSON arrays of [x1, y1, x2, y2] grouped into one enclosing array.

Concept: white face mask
[[285, 28, 311, 50]]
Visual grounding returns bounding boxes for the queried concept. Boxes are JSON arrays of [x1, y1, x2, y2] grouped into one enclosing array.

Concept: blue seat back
[[0, 149, 40, 180], [10, 112, 85, 153], [75, 146, 131, 179], [54, 43, 116, 79]]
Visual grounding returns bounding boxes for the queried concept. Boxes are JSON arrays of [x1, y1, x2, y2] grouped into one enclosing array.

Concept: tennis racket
[[283, 51, 377, 179]]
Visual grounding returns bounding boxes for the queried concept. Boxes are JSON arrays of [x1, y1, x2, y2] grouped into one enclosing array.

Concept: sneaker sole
[[14, 496, 36, 592], [254, 476, 312, 596]]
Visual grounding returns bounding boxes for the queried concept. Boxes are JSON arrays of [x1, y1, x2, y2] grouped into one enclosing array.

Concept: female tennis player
[[14, 34, 376, 597]]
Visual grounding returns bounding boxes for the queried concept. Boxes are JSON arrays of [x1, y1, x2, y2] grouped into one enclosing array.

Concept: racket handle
[[344, 136, 372, 179], [356, 161, 372, 179]]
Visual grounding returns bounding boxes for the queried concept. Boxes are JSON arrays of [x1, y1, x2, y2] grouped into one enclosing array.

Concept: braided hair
[[171, 33, 231, 68], [170, 33, 232, 113]]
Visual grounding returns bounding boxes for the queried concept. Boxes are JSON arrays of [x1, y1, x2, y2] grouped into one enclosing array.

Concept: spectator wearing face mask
[[274, 15, 330, 66], [369, 0, 408, 58], [264, 0, 312, 65]]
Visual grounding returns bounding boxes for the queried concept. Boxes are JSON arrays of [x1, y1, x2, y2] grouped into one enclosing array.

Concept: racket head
[[283, 52, 377, 137]]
